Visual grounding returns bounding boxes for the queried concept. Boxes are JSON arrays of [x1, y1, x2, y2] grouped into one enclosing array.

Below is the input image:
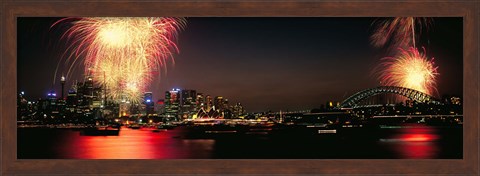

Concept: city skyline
[[16, 17, 464, 161], [18, 17, 462, 112]]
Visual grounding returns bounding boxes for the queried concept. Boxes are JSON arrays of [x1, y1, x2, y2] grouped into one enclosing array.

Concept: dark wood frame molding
[[1, 0, 478, 175]]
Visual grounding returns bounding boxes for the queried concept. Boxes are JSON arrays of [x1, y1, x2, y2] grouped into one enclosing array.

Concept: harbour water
[[18, 124, 462, 159]]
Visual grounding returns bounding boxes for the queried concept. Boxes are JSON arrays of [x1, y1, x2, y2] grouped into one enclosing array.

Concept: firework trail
[[371, 17, 430, 51], [371, 17, 439, 96], [54, 17, 186, 103], [379, 47, 438, 95]]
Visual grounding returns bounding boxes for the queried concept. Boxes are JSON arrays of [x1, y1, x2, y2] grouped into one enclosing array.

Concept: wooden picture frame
[[1, 1, 478, 175]]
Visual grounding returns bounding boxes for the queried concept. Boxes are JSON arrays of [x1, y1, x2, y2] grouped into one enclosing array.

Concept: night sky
[[17, 17, 463, 112]]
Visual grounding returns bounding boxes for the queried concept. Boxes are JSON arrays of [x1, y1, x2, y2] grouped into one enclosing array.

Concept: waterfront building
[[165, 89, 180, 119], [196, 93, 204, 110], [60, 75, 66, 99], [214, 96, 226, 110], [156, 99, 165, 114], [205, 95, 213, 111], [144, 92, 154, 116], [232, 102, 245, 118], [180, 89, 197, 119], [17, 91, 29, 120], [66, 90, 77, 113]]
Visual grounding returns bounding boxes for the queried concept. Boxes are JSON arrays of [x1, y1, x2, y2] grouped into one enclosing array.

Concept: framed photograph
[[2, 1, 479, 175]]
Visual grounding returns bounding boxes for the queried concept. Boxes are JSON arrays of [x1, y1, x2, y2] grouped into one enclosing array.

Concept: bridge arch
[[340, 86, 441, 108]]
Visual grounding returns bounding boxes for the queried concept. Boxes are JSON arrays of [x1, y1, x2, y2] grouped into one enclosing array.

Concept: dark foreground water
[[18, 126, 462, 159]]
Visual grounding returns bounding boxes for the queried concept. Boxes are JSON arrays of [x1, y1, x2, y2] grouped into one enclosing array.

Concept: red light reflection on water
[[380, 127, 441, 159], [394, 128, 440, 142], [59, 127, 214, 159], [401, 133, 436, 142]]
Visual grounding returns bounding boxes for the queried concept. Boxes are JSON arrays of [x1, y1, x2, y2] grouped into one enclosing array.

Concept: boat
[[129, 124, 141, 129], [161, 122, 177, 129], [151, 122, 176, 132], [152, 128, 167, 132], [80, 126, 120, 136]]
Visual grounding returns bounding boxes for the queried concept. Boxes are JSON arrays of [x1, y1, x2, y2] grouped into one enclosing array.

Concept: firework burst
[[371, 17, 430, 51], [55, 17, 186, 103], [379, 47, 439, 95]]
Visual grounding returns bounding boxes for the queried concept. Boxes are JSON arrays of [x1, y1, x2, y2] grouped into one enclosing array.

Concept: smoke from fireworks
[[55, 17, 186, 102], [379, 47, 438, 95], [371, 17, 430, 51]]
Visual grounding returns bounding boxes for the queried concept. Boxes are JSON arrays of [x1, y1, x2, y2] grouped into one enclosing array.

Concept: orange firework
[[55, 17, 186, 102], [380, 47, 438, 95]]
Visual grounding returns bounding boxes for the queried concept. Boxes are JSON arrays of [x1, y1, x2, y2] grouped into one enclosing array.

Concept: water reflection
[[379, 127, 441, 159], [18, 126, 461, 159], [60, 128, 215, 159]]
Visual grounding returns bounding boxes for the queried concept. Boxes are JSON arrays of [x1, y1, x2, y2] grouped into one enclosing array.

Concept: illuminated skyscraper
[[66, 90, 77, 113], [214, 96, 225, 110], [180, 89, 196, 119], [196, 93, 204, 110], [60, 76, 66, 99], [205, 95, 213, 111], [233, 102, 245, 118], [156, 99, 165, 114], [165, 88, 180, 118], [144, 92, 154, 115]]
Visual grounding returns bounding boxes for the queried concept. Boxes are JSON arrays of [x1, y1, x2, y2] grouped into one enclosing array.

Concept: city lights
[[17, 17, 462, 160]]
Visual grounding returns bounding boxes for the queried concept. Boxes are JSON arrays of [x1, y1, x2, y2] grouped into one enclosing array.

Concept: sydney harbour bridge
[[340, 86, 442, 108]]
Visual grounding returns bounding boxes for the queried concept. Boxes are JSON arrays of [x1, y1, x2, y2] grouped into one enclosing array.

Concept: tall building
[[84, 76, 94, 99], [196, 93, 205, 110], [60, 76, 66, 99], [224, 98, 229, 109], [156, 99, 165, 114], [165, 89, 180, 119], [144, 92, 154, 116], [75, 76, 94, 114], [45, 91, 60, 116], [66, 90, 77, 113], [69, 76, 104, 116], [180, 89, 196, 119], [17, 91, 28, 120], [214, 96, 225, 110], [91, 87, 103, 109], [232, 102, 245, 118], [205, 95, 213, 111]]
